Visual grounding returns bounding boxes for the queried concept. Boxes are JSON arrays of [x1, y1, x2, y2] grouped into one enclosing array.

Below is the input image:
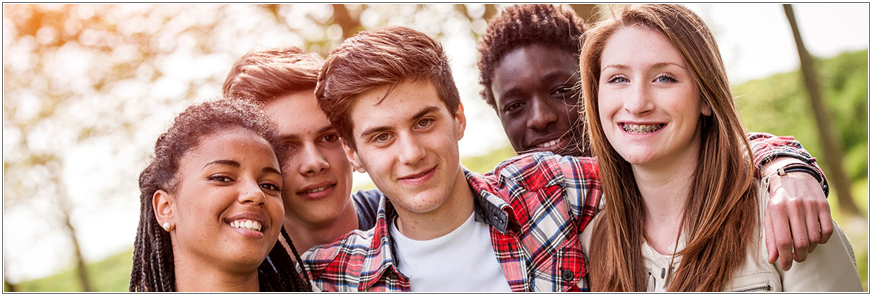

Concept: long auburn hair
[[130, 99, 311, 292], [580, 4, 758, 291]]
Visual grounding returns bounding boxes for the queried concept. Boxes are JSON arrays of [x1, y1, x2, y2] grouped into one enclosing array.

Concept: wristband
[[775, 163, 829, 196]]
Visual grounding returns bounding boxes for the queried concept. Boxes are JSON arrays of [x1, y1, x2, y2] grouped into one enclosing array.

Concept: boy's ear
[[342, 139, 366, 173], [454, 101, 467, 140], [153, 189, 175, 228]]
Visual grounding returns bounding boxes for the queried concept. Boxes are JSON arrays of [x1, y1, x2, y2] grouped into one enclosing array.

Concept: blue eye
[[655, 74, 677, 83], [607, 76, 629, 83]]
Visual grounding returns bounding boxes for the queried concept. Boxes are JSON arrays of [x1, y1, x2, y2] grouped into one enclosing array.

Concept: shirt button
[[561, 269, 574, 281]]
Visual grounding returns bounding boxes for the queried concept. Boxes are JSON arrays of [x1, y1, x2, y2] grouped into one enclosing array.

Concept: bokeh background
[[2, 3, 868, 291]]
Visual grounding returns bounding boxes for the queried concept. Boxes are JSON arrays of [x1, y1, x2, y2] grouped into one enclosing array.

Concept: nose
[[624, 83, 654, 115], [298, 143, 330, 176], [239, 180, 266, 206], [397, 133, 425, 165], [526, 96, 558, 131]]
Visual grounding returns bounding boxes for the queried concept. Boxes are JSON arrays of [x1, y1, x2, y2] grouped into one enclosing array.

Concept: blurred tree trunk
[[59, 189, 93, 292], [4, 277, 17, 292], [783, 4, 860, 216], [569, 4, 602, 25]]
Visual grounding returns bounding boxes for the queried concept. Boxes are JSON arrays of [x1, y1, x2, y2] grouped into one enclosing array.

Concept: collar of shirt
[[357, 168, 518, 290]]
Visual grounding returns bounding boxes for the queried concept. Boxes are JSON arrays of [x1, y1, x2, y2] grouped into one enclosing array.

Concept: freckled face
[[345, 80, 467, 218], [491, 44, 586, 156], [169, 128, 284, 272], [264, 90, 355, 228], [597, 26, 711, 168]]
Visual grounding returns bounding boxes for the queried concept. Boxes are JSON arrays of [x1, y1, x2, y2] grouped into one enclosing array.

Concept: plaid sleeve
[[557, 155, 603, 232], [748, 132, 830, 196]]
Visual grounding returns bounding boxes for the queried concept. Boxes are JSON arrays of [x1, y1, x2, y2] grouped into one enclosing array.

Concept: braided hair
[[130, 98, 311, 292], [477, 4, 588, 109]]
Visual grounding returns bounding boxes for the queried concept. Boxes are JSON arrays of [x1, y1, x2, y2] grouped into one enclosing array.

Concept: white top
[[391, 212, 513, 292], [581, 182, 862, 292]]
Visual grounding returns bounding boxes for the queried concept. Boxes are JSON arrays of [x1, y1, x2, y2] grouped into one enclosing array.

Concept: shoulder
[[490, 152, 599, 190], [300, 228, 374, 280]]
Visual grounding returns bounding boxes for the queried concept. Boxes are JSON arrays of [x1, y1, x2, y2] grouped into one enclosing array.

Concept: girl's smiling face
[[597, 25, 711, 168], [160, 127, 285, 272]]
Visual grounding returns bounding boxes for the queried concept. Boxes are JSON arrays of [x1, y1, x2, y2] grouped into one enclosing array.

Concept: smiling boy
[[223, 47, 382, 254]]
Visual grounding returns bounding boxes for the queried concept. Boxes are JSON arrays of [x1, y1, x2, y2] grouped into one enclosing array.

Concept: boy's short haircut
[[314, 26, 460, 150], [223, 46, 323, 103], [477, 4, 587, 109]]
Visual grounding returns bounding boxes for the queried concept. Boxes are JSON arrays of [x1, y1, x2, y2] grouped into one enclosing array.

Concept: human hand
[[763, 171, 832, 271]]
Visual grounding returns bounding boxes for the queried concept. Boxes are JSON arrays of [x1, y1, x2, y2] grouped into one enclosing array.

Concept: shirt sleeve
[[556, 155, 603, 233], [748, 132, 830, 196]]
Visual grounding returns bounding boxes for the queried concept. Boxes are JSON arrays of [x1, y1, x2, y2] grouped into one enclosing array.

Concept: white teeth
[[304, 185, 330, 194], [536, 139, 560, 149], [230, 219, 262, 232], [622, 124, 663, 134]]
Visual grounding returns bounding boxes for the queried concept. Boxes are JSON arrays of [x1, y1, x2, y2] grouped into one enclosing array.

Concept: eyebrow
[[203, 159, 240, 169], [263, 167, 282, 177], [359, 105, 441, 139], [602, 62, 687, 71], [204, 159, 282, 177]]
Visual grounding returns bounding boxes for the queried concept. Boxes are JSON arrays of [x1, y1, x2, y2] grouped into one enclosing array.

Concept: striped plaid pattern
[[748, 132, 830, 196], [301, 153, 602, 292], [299, 133, 822, 292]]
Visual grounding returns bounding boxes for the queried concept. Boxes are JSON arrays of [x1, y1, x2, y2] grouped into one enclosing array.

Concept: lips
[[296, 181, 337, 200], [620, 122, 666, 134], [398, 166, 436, 186], [226, 212, 267, 239], [527, 136, 569, 154]]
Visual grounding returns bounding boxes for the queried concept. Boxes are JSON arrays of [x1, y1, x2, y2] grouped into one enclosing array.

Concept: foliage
[[734, 49, 868, 182]]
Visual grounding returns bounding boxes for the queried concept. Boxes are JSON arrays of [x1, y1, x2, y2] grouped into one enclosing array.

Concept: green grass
[[5, 249, 133, 292]]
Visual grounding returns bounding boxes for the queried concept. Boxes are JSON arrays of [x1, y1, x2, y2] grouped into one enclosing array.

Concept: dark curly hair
[[130, 99, 311, 292], [477, 4, 588, 109]]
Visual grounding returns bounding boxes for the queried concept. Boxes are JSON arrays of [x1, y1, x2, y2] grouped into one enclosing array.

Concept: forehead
[[495, 45, 578, 79], [601, 25, 686, 68], [182, 128, 278, 168], [264, 89, 333, 138], [348, 80, 445, 133]]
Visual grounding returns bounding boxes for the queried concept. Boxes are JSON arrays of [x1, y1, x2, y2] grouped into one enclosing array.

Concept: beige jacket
[[581, 182, 862, 292]]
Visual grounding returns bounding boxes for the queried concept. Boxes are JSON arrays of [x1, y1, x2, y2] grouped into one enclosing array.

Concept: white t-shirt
[[390, 212, 513, 292]]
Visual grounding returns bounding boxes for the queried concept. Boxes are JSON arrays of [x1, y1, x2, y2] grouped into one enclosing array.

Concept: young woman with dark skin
[[130, 99, 311, 292]]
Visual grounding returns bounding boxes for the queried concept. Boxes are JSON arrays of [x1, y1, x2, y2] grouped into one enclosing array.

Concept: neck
[[284, 200, 360, 254], [633, 142, 700, 254], [395, 169, 475, 240], [173, 249, 260, 292]]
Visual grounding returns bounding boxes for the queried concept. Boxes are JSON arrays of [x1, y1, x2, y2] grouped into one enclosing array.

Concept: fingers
[[764, 209, 779, 264], [804, 200, 821, 254], [770, 202, 794, 271], [787, 202, 809, 263], [819, 201, 834, 244]]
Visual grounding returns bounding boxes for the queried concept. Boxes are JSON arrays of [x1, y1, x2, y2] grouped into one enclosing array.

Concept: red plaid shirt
[[301, 153, 602, 292], [299, 133, 824, 292]]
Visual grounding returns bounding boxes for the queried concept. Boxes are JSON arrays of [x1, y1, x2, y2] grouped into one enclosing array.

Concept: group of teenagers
[[130, 4, 862, 292]]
